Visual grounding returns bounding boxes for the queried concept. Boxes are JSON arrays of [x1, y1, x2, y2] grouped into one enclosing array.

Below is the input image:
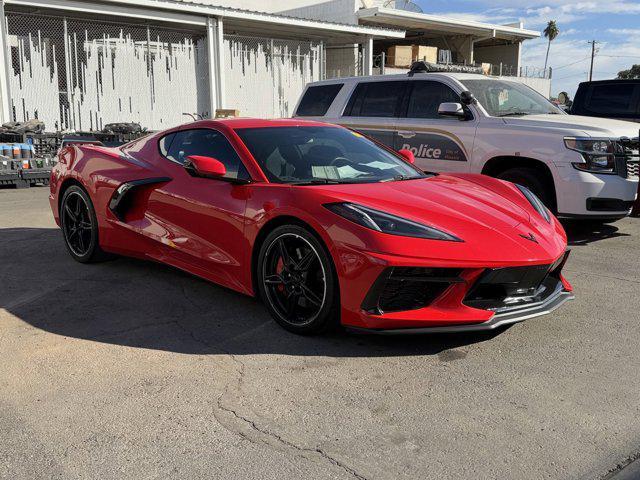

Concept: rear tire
[[60, 185, 112, 263], [496, 167, 557, 213], [257, 225, 339, 335]]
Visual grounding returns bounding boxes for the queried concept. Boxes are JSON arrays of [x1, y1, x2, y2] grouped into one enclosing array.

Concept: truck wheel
[[496, 167, 557, 213]]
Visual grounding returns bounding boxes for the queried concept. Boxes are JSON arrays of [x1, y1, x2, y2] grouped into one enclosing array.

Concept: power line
[[553, 56, 591, 70]]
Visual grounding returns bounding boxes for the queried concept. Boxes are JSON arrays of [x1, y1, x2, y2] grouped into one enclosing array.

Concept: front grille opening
[[362, 267, 463, 314], [464, 253, 569, 311]]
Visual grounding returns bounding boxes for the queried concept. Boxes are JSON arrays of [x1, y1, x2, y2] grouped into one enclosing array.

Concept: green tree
[[543, 21, 560, 72], [617, 65, 640, 79]]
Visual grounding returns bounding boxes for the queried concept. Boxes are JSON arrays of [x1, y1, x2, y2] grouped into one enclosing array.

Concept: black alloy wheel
[[60, 185, 110, 263], [257, 225, 339, 334]]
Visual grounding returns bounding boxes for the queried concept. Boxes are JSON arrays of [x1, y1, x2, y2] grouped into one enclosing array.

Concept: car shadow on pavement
[[562, 220, 630, 246], [1, 227, 503, 359]]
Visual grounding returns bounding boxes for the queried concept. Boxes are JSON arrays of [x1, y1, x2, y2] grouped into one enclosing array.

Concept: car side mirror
[[398, 149, 415, 164], [185, 155, 226, 178], [438, 102, 466, 119]]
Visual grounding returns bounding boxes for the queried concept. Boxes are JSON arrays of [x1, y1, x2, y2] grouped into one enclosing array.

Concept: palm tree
[[543, 21, 559, 72]]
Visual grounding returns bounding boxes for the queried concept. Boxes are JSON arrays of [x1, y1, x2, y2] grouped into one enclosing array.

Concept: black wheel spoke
[[65, 203, 77, 222], [264, 274, 284, 285], [294, 249, 315, 272], [285, 291, 301, 316], [300, 284, 322, 306], [277, 238, 293, 268]]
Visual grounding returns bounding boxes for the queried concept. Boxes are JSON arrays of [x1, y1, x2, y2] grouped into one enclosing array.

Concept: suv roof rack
[[408, 61, 484, 76]]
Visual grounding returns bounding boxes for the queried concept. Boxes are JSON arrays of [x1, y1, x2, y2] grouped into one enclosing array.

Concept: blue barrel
[[20, 143, 32, 159], [0, 144, 9, 158]]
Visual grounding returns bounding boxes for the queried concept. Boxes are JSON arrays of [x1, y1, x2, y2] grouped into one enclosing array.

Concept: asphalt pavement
[[1, 186, 639, 480]]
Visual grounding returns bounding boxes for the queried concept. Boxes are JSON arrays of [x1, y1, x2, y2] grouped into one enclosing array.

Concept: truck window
[[586, 83, 638, 115], [344, 81, 407, 117], [405, 81, 461, 119], [296, 84, 344, 116]]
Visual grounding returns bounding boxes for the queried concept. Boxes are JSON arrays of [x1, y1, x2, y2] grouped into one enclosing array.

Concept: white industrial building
[[0, 0, 548, 132]]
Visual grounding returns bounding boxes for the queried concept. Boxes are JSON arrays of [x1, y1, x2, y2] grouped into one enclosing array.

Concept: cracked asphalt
[[1, 187, 639, 480]]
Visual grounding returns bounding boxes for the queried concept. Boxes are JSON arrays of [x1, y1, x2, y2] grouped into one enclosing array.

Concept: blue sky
[[414, 0, 640, 97]]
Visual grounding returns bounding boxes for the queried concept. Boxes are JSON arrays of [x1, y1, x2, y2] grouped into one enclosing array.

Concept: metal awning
[[5, 0, 405, 43], [357, 7, 539, 41]]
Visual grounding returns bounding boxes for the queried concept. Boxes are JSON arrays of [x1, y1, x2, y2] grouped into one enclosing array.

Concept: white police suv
[[293, 63, 639, 220]]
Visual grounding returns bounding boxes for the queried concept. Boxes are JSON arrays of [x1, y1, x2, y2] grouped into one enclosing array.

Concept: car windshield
[[235, 126, 426, 184], [461, 79, 562, 117]]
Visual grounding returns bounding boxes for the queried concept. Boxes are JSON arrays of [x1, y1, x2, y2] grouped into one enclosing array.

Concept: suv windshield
[[461, 79, 562, 117], [235, 126, 426, 184]]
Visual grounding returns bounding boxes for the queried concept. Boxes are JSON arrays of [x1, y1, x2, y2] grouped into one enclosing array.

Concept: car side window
[[344, 81, 406, 117], [405, 81, 461, 119], [161, 128, 249, 180]]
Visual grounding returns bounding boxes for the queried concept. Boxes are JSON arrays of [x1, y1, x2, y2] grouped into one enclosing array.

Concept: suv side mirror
[[398, 149, 415, 164], [185, 155, 226, 178], [460, 90, 476, 105], [438, 102, 466, 118]]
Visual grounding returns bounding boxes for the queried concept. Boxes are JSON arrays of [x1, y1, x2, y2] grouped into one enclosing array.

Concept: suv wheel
[[496, 167, 557, 213]]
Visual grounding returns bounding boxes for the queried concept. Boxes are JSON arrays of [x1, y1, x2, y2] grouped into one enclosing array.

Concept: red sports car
[[50, 119, 573, 335]]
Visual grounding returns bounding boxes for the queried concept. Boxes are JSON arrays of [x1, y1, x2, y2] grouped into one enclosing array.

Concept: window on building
[[296, 84, 344, 116]]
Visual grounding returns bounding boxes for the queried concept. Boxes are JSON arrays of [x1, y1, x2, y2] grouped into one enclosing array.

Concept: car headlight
[[324, 202, 462, 242], [564, 137, 616, 173], [515, 184, 551, 223]]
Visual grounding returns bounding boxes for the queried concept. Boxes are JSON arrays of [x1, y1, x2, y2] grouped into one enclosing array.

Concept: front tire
[[60, 185, 110, 263], [257, 225, 339, 335], [496, 167, 557, 213]]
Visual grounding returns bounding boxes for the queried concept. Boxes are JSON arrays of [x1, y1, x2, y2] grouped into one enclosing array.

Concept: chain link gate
[[5, 12, 209, 131], [223, 34, 322, 118]]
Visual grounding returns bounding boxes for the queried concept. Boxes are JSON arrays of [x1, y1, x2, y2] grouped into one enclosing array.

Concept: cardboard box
[[411, 45, 438, 64], [386, 45, 413, 68]]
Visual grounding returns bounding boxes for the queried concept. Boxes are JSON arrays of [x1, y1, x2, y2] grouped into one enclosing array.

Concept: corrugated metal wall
[[5, 13, 209, 131], [223, 34, 321, 118]]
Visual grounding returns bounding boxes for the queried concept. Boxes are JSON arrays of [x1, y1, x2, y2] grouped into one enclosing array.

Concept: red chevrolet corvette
[[50, 118, 573, 334]]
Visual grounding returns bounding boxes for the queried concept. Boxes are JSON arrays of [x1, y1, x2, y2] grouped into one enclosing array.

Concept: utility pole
[[588, 40, 599, 81]]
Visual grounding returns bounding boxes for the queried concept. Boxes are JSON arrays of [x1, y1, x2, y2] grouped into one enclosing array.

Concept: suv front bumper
[[555, 166, 638, 219]]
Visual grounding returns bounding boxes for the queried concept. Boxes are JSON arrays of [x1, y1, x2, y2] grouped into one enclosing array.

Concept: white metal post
[[215, 16, 225, 111], [206, 16, 225, 116], [0, 1, 12, 123], [62, 17, 75, 131], [362, 36, 373, 76]]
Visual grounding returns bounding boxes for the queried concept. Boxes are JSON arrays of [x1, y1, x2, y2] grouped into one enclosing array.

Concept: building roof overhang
[[357, 7, 540, 41]]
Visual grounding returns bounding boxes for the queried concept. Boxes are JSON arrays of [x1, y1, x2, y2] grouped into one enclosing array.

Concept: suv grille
[[615, 135, 640, 179]]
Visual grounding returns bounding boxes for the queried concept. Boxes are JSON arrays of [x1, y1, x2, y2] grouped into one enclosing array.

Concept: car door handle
[[397, 131, 416, 139]]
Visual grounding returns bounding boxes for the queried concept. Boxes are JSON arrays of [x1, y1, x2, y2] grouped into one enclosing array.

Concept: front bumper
[[348, 282, 574, 334], [554, 165, 638, 218], [337, 245, 573, 332]]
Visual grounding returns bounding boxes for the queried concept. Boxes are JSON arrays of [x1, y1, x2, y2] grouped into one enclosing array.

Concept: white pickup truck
[[293, 67, 639, 220]]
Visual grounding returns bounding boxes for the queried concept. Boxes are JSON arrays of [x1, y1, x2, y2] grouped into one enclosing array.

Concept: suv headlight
[[564, 137, 616, 173], [515, 184, 551, 223], [324, 202, 462, 242]]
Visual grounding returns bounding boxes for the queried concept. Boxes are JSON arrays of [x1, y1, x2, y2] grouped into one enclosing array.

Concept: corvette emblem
[[519, 232, 538, 244]]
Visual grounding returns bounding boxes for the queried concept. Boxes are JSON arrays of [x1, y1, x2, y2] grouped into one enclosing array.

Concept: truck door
[[394, 80, 478, 173], [338, 80, 407, 150]]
